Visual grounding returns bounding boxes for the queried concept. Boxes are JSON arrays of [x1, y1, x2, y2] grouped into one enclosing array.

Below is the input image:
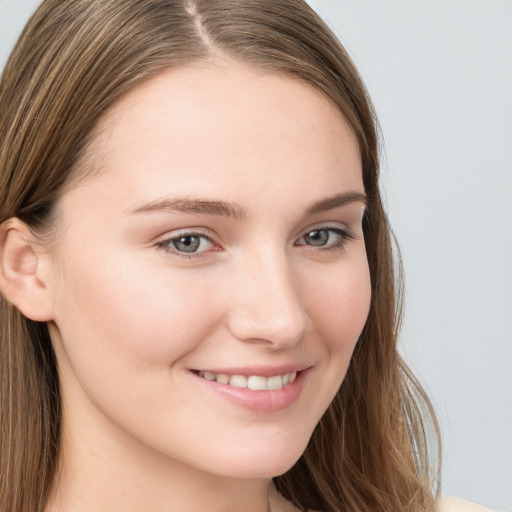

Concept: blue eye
[[296, 227, 354, 249]]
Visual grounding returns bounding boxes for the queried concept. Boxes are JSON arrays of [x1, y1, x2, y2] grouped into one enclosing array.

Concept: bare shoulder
[[438, 496, 495, 512]]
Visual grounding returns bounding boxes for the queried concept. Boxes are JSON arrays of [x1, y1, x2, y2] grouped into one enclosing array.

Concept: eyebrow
[[129, 198, 247, 220], [128, 191, 366, 220], [305, 191, 367, 215]]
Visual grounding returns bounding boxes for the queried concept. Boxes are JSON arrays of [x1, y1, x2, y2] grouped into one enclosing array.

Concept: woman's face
[[46, 62, 371, 478]]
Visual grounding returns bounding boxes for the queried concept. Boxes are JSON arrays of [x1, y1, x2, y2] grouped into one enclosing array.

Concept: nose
[[225, 251, 309, 349]]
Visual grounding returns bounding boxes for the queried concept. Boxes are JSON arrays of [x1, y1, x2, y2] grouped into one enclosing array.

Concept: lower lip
[[192, 370, 308, 413]]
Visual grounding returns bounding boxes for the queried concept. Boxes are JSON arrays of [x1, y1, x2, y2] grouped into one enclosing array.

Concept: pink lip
[[191, 366, 310, 414]]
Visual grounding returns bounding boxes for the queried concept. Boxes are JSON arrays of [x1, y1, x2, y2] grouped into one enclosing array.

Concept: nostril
[[226, 304, 308, 347]]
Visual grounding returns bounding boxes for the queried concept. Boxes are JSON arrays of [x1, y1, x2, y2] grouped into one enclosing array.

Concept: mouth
[[191, 366, 309, 412], [197, 370, 298, 391]]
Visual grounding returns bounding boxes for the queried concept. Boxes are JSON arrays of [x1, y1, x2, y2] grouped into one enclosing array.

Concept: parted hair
[[0, 1, 440, 511]]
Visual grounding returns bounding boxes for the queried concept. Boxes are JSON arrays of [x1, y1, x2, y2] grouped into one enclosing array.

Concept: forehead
[[72, 61, 363, 209]]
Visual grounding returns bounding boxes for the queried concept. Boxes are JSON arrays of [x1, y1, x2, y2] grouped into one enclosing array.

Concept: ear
[[0, 218, 55, 322]]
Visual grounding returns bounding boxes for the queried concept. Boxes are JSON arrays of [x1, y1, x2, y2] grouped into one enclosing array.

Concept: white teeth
[[266, 375, 283, 390], [199, 371, 299, 390], [229, 375, 247, 388], [247, 375, 267, 391]]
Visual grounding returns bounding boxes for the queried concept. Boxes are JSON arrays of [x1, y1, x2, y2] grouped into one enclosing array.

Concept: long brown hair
[[0, 1, 440, 510]]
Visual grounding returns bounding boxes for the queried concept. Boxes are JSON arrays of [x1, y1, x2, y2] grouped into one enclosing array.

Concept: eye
[[295, 227, 354, 250], [158, 232, 215, 255]]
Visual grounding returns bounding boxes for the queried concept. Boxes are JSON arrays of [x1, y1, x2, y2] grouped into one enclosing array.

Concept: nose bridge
[[227, 246, 308, 347]]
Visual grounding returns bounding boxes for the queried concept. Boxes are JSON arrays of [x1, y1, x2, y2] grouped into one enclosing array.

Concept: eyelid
[[294, 224, 356, 249], [154, 222, 358, 259], [155, 228, 221, 258]]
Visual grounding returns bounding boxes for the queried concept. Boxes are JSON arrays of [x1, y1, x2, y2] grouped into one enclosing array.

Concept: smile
[[198, 371, 297, 391], [193, 367, 308, 413]]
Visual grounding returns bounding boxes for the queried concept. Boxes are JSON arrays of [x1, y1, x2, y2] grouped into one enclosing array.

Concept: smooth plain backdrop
[[1, 1, 511, 510]]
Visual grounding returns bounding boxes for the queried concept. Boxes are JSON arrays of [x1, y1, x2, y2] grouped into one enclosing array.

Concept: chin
[[201, 432, 310, 480]]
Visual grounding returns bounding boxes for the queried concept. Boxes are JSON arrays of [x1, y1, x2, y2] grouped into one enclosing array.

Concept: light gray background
[[1, 1, 511, 510]]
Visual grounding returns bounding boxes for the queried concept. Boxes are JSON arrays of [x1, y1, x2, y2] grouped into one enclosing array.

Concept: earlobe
[[0, 218, 55, 322]]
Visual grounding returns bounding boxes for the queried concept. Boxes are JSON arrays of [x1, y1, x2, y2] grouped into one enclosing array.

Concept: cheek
[[308, 255, 371, 354], [52, 248, 221, 374], [285, 252, 371, 435], [50, 249, 227, 444]]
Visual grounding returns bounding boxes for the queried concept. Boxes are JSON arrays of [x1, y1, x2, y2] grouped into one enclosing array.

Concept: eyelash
[[295, 226, 355, 252], [156, 230, 216, 259], [156, 226, 356, 259]]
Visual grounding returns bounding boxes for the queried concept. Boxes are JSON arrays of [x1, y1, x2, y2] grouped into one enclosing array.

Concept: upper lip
[[192, 364, 310, 378]]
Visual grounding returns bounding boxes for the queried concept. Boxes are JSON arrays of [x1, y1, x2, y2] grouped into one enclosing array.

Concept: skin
[[14, 62, 372, 511]]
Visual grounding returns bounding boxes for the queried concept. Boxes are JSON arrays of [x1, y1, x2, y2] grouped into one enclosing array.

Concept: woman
[[0, 1, 492, 511]]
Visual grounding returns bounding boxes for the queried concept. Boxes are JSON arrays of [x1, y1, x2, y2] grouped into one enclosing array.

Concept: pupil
[[306, 230, 328, 246], [174, 236, 200, 252]]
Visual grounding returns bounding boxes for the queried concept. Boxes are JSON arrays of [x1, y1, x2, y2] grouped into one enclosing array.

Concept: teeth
[[216, 373, 230, 385], [229, 375, 247, 388], [266, 375, 283, 390], [247, 375, 267, 391], [198, 370, 298, 390]]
